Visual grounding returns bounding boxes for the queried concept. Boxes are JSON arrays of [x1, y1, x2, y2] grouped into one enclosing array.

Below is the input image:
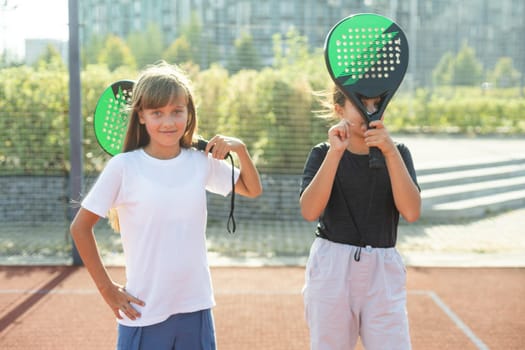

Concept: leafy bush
[[0, 65, 523, 176]]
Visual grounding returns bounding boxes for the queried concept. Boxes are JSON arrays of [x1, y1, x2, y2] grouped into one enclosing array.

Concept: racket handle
[[193, 138, 230, 158], [194, 138, 209, 152], [369, 146, 385, 168]]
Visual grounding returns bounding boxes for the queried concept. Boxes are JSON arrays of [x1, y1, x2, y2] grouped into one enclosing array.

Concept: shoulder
[[102, 151, 131, 170], [313, 141, 330, 152], [393, 141, 417, 171], [303, 142, 329, 172], [108, 149, 141, 168], [394, 141, 408, 151], [393, 142, 412, 157], [186, 147, 210, 164], [310, 141, 330, 157]]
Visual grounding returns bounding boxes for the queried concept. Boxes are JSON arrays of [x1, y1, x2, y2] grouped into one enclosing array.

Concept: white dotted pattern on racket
[[101, 87, 132, 153], [334, 27, 403, 81]]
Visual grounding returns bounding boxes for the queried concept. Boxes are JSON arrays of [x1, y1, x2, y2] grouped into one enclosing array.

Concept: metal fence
[[0, 0, 524, 265]]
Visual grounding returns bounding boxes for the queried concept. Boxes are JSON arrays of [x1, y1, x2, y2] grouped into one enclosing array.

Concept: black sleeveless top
[[300, 142, 419, 247]]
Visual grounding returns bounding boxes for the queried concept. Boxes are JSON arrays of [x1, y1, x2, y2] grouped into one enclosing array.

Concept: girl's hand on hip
[[100, 282, 145, 320]]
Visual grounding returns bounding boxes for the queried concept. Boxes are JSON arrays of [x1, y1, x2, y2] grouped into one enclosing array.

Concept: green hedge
[[388, 87, 525, 134], [1, 65, 523, 175]]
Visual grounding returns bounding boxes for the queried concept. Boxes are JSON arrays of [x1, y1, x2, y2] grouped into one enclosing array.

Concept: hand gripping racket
[[324, 13, 409, 168], [93, 81, 237, 233]]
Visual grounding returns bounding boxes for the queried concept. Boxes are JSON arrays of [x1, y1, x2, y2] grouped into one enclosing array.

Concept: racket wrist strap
[[369, 146, 385, 168], [226, 154, 236, 234]]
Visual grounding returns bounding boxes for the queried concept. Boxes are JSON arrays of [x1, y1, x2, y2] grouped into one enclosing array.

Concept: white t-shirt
[[82, 148, 240, 326]]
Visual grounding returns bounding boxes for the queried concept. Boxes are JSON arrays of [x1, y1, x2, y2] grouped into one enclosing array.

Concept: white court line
[[0, 288, 491, 349], [412, 290, 490, 350]]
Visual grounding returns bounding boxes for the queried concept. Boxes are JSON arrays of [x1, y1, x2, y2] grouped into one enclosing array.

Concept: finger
[[120, 301, 141, 320], [205, 136, 219, 153], [212, 144, 223, 159], [129, 295, 146, 307], [369, 120, 384, 129], [114, 308, 123, 320], [120, 288, 145, 307]]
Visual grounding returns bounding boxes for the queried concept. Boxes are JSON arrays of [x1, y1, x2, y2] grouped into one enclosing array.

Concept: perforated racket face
[[93, 80, 135, 156], [324, 13, 409, 105]]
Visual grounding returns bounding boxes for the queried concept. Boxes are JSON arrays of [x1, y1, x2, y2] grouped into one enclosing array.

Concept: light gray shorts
[[303, 237, 411, 350]]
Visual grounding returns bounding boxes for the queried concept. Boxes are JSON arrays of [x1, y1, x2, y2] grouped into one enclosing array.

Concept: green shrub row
[[0, 65, 523, 175]]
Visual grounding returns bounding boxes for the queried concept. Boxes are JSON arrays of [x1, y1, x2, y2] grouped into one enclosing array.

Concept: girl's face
[[335, 96, 381, 134], [139, 95, 188, 158]]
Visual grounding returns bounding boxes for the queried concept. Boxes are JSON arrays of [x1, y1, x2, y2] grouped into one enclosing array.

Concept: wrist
[[327, 146, 345, 159]]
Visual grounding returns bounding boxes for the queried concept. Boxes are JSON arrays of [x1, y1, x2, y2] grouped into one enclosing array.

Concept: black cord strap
[[193, 138, 236, 234], [226, 154, 236, 234]]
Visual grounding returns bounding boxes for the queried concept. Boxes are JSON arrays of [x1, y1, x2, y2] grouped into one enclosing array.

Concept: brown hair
[[108, 61, 198, 232], [315, 85, 347, 121], [123, 61, 198, 152]]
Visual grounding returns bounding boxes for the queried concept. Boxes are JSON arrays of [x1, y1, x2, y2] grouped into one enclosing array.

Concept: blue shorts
[[116, 309, 216, 350]]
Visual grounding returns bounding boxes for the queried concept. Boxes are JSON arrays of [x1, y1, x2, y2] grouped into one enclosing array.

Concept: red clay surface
[[0, 266, 523, 349]]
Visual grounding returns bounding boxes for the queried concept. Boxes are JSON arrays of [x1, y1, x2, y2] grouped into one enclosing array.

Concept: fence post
[[68, 0, 83, 266]]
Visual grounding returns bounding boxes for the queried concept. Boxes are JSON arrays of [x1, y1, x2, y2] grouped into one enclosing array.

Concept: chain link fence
[[1, 0, 524, 265]]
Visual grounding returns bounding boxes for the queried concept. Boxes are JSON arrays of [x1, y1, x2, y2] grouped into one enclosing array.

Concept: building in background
[[77, 0, 524, 87], [25, 39, 68, 66], [78, 0, 367, 66]]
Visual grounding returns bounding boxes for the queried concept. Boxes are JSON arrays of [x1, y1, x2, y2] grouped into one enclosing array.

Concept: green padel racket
[[93, 80, 135, 156], [93, 80, 214, 156], [324, 13, 409, 168]]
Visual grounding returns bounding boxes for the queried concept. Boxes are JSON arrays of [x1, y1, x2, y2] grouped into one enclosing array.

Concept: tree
[[34, 44, 65, 70], [432, 44, 484, 87], [127, 23, 165, 68], [98, 35, 136, 71], [227, 31, 262, 73], [432, 52, 454, 86], [163, 35, 193, 64], [176, 11, 219, 68], [489, 57, 521, 88], [452, 42, 483, 86], [272, 27, 311, 69], [82, 34, 105, 67]]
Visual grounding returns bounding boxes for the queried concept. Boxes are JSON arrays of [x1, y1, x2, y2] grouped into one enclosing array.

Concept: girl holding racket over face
[[70, 61, 262, 350], [299, 86, 421, 350]]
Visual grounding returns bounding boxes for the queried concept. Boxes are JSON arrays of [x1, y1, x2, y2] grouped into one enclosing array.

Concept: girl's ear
[[334, 103, 344, 118], [138, 111, 145, 124]]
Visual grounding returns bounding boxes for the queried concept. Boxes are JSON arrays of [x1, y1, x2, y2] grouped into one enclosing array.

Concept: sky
[[0, 0, 69, 57]]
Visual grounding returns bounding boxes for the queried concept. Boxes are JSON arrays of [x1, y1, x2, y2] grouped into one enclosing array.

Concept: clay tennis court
[[0, 266, 523, 349]]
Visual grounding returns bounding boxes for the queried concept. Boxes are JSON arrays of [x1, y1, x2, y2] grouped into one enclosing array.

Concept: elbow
[[250, 188, 262, 198], [403, 212, 420, 223], [300, 208, 319, 222], [245, 186, 263, 199], [253, 185, 263, 198], [398, 193, 421, 223], [69, 219, 79, 239], [299, 196, 320, 222], [401, 206, 421, 223], [251, 184, 264, 198], [302, 214, 318, 222]]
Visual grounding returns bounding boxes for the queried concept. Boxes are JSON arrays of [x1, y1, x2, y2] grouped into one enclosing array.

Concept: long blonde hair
[[315, 84, 346, 121], [108, 61, 198, 232]]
